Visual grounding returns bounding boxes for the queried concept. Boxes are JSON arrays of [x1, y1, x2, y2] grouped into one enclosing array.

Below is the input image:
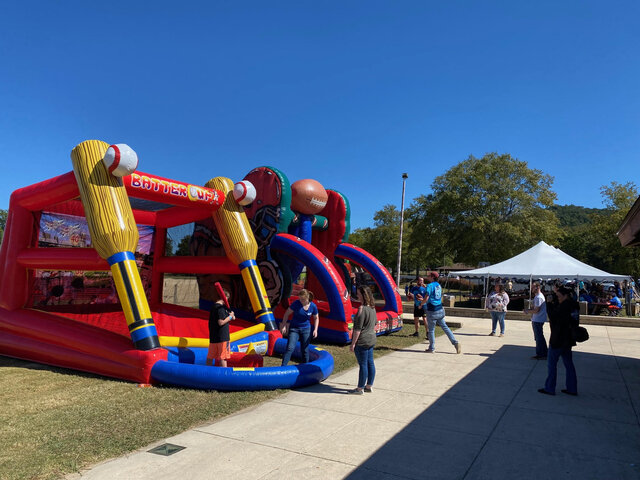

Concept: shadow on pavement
[[344, 345, 640, 480]]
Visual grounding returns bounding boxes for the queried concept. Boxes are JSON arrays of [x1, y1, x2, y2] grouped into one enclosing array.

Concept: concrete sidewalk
[[70, 317, 640, 480]]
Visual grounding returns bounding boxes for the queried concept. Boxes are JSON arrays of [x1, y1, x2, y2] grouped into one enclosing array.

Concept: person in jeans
[[348, 285, 377, 395], [487, 282, 509, 336], [407, 277, 427, 337], [524, 282, 548, 359], [420, 271, 461, 354], [538, 285, 578, 396], [280, 289, 319, 366]]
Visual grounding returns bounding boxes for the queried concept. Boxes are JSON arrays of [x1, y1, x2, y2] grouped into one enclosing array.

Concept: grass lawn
[[0, 323, 443, 480]]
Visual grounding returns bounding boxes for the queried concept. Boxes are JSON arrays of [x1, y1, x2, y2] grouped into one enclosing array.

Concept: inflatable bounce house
[[0, 140, 401, 390], [0, 140, 334, 390]]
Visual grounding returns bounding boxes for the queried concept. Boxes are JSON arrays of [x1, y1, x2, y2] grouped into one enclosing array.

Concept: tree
[[407, 153, 561, 265], [576, 182, 640, 277], [550, 204, 602, 228], [349, 205, 400, 272], [165, 236, 174, 256], [175, 235, 191, 256], [348, 205, 420, 276], [0, 209, 7, 244]]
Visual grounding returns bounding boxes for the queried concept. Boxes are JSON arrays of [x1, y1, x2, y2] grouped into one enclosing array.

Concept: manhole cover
[[147, 443, 186, 456]]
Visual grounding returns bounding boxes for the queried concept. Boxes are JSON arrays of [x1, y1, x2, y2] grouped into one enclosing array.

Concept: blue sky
[[1, 1, 638, 230]]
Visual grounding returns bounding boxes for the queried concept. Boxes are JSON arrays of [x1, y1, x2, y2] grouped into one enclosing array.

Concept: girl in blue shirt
[[280, 289, 319, 366]]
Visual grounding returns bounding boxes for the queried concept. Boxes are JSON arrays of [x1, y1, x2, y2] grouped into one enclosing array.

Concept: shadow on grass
[[0, 355, 121, 382]]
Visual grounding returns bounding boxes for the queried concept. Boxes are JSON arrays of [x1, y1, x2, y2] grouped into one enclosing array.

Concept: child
[[206, 289, 234, 367]]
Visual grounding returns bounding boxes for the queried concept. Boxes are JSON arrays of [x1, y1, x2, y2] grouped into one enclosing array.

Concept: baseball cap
[[428, 271, 439, 280]]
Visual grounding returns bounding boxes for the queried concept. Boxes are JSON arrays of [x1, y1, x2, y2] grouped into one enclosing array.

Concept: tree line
[[349, 153, 640, 280]]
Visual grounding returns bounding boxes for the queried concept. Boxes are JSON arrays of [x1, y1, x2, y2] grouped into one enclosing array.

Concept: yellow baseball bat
[[158, 323, 266, 348], [71, 140, 160, 350]]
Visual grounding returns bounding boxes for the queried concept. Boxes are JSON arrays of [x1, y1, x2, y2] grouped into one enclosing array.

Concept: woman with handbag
[[538, 285, 578, 396]]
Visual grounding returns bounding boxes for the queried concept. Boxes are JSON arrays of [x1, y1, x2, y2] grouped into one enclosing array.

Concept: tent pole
[[529, 275, 532, 302], [484, 274, 489, 308]]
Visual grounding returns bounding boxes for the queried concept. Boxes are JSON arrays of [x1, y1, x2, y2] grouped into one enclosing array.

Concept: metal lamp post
[[396, 173, 408, 288]]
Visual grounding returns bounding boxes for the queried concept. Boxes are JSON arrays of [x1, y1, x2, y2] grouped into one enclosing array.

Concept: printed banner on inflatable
[[31, 212, 155, 306]]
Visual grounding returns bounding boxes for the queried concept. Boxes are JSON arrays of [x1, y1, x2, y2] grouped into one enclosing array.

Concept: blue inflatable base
[[151, 338, 334, 391]]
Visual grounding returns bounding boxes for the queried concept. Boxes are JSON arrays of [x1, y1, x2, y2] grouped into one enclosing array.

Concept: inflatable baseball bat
[[158, 323, 266, 348], [206, 176, 277, 331], [71, 140, 160, 351], [215, 282, 230, 309]]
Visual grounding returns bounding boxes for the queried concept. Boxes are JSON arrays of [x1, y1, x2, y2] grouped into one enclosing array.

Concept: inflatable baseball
[[102, 144, 138, 177], [233, 180, 257, 206]]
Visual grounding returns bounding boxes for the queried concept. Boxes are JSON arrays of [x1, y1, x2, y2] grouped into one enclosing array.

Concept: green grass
[[0, 323, 441, 480]]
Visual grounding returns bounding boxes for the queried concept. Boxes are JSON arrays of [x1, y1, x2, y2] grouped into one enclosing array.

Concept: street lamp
[[396, 173, 408, 288]]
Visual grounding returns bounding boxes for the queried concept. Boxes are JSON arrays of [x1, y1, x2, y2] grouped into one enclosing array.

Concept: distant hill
[[549, 204, 604, 228]]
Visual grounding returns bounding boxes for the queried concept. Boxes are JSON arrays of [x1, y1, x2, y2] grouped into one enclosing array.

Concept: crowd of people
[[206, 273, 635, 397]]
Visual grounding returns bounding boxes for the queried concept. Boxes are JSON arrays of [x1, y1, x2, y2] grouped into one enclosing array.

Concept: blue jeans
[[544, 346, 577, 394], [354, 345, 375, 389], [281, 325, 311, 366], [426, 308, 458, 351], [532, 322, 548, 357], [490, 311, 506, 334]]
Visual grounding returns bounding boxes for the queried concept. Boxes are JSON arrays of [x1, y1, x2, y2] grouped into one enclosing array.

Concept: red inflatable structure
[[0, 142, 334, 390]]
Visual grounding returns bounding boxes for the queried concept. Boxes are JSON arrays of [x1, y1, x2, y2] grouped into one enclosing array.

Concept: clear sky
[[1, 1, 638, 229]]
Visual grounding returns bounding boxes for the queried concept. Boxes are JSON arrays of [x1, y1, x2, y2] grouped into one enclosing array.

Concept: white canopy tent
[[451, 241, 629, 300], [451, 241, 628, 281]]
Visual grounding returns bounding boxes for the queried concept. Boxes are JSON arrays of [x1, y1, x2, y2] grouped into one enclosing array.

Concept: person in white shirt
[[524, 282, 548, 359], [487, 283, 509, 336]]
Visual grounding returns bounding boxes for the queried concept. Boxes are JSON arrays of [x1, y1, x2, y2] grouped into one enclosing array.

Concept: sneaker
[[531, 355, 547, 360], [538, 388, 555, 395], [411, 332, 420, 337], [499, 333, 504, 337], [348, 388, 364, 395], [561, 389, 578, 396], [425, 348, 435, 353], [364, 386, 373, 393], [489, 332, 496, 336], [455, 343, 462, 354]]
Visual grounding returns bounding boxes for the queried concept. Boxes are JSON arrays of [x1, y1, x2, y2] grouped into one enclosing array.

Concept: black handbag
[[572, 325, 589, 343]]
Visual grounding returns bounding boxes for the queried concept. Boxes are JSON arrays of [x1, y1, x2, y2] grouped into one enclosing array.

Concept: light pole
[[396, 173, 408, 288]]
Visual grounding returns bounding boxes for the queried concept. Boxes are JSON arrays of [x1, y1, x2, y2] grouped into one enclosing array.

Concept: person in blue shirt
[[407, 277, 427, 337], [404, 282, 413, 297], [280, 289, 319, 366], [607, 293, 622, 316], [420, 271, 461, 354]]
